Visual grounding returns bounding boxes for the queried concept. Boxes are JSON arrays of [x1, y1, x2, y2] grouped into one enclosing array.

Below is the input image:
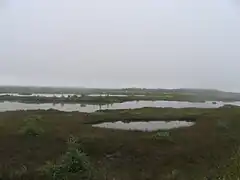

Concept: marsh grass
[[165, 169, 180, 180], [10, 165, 28, 179], [0, 108, 240, 180], [0, 165, 28, 179], [214, 148, 240, 180]]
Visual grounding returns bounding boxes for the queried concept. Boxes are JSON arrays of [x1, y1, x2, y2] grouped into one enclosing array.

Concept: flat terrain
[[0, 93, 201, 104], [0, 107, 240, 179], [2, 86, 240, 103]]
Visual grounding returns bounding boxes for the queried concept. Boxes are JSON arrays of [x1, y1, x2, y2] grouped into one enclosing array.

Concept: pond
[[0, 101, 239, 112], [92, 121, 195, 132]]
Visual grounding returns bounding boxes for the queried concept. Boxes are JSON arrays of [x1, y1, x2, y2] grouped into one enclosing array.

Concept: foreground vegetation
[[0, 107, 240, 179]]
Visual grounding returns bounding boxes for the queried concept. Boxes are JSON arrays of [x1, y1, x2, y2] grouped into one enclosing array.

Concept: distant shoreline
[[0, 86, 240, 104], [0, 94, 240, 104]]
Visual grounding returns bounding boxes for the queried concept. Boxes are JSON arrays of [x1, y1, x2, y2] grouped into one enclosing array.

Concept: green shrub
[[39, 136, 93, 180], [19, 115, 44, 136], [217, 119, 229, 130], [152, 131, 172, 141]]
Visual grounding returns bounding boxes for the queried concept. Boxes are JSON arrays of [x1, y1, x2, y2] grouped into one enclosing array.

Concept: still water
[[92, 121, 195, 131], [0, 101, 239, 112], [0, 93, 143, 97], [0, 93, 80, 97]]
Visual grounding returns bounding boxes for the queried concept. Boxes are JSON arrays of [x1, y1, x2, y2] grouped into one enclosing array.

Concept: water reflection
[[0, 100, 239, 112], [0, 93, 81, 98], [92, 121, 195, 132], [0, 93, 146, 98]]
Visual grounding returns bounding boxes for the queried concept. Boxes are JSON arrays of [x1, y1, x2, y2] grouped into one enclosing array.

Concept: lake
[[92, 121, 195, 131], [0, 100, 239, 112]]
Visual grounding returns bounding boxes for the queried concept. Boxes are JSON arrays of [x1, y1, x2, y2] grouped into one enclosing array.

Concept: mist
[[0, 0, 240, 91]]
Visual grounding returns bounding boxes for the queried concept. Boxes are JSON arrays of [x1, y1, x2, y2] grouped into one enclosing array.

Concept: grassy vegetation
[[211, 148, 240, 180], [0, 107, 240, 179], [89, 107, 205, 124]]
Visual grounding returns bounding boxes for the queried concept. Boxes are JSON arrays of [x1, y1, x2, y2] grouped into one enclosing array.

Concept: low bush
[[19, 115, 44, 136], [39, 136, 93, 180], [152, 131, 172, 141], [217, 119, 229, 130]]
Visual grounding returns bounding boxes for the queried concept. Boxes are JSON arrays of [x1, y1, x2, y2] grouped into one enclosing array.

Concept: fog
[[0, 0, 240, 91]]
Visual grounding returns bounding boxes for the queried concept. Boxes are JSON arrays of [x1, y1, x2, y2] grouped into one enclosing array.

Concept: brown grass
[[0, 108, 239, 179]]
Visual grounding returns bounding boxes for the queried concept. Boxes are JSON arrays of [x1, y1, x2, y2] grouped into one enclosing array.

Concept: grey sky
[[0, 0, 240, 91]]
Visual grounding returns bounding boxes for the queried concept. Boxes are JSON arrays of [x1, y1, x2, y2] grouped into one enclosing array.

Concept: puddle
[[92, 120, 195, 132]]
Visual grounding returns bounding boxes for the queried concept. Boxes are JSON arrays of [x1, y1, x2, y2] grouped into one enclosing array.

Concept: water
[[0, 93, 145, 97], [89, 94, 145, 97], [92, 121, 195, 131], [0, 93, 80, 98], [89, 94, 128, 97], [0, 100, 239, 112], [0, 102, 99, 112]]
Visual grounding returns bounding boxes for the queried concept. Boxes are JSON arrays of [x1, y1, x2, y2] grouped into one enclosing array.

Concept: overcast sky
[[0, 0, 240, 91]]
